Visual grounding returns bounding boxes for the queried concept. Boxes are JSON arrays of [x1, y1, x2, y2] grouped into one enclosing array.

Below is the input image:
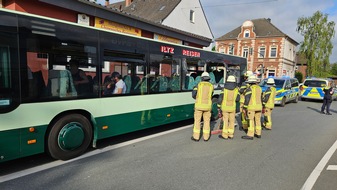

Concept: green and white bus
[[0, 8, 247, 163]]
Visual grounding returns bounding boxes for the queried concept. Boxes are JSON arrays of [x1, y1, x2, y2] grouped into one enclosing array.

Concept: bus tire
[[47, 114, 92, 160], [280, 97, 286, 107]]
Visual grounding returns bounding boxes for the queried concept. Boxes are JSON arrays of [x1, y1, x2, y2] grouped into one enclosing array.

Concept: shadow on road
[[0, 119, 194, 176], [307, 106, 321, 113]]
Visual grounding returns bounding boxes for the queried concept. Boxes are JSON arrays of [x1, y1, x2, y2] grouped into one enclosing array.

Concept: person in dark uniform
[[69, 59, 89, 95], [321, 85, 333, 115]]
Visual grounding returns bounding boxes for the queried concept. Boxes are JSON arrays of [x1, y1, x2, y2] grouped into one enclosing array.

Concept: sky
[[96, 0, 337, 63]]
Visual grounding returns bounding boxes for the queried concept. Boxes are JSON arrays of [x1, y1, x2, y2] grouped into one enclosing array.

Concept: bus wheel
[[280, 97, 286, 107], [47, 114, 92, 160]]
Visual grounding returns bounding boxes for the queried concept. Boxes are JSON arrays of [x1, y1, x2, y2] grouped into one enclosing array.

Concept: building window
[[268, 69, 275, 76], [258, 46, 265, 58], [228, 44, 234, 55], [190, 10, 195, 23], [219, 47, 224, 53], [243, 47, 249, 58], [244, 30, 250, 38], [270, 46, 277, 58]]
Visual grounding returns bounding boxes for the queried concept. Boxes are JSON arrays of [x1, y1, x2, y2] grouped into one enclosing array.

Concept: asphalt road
[[1, 100, 337, 190]]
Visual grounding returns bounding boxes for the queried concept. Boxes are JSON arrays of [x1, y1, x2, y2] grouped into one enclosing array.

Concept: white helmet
[[266, 78, 275, 85], [244, 71, 253, 77], [247, 75, 257, 83], [227, 75, 236, 83], [201, 72, 209, 78]]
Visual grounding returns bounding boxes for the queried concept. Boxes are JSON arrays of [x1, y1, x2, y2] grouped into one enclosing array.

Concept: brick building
[[215, 18, 298, 79]]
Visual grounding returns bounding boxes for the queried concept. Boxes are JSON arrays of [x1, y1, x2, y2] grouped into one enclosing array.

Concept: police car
[[300, 78, 337, 101], [259, 77, 300, 107]]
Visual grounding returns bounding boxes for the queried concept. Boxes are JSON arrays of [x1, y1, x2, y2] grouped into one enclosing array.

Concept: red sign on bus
[[182, 49, 200, 57], [160, 46, 175, 54]]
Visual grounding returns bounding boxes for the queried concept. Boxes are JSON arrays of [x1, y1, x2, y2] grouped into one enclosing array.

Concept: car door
[[284, 79, 292, 101]]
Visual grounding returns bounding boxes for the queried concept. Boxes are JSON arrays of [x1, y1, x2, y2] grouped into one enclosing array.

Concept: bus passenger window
[[150, 53, 180, 93], [102, 50, 146, 95]]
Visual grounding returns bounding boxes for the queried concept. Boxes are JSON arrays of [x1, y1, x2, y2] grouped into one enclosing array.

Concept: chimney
[[105, 0, 109, 6], [125, 0, 133, 7], [267, 18, 271, 22]]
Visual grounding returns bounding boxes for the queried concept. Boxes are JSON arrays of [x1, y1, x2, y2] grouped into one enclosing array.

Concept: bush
[[295, 72, 303, 83]]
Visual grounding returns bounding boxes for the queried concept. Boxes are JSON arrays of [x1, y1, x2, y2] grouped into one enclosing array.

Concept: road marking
[[327, 165, 337, 170], [301, 140, 337, 190], [0, 125, 192, 183]]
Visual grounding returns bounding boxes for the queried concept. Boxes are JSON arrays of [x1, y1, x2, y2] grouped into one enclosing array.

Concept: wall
[[162, 0, 213, 40], [4, 0, 77, 22]]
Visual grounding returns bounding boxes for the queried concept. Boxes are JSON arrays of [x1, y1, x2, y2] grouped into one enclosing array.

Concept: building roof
[[216, 18, 298, 45], [40, 0, 212, 45], [109, 0, 181, 24]]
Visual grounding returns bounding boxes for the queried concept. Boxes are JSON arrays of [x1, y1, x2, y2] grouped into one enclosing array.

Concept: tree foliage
[[297, 11, 335, 77], [330, 62, 337, 76], [295, 71, 303, 83]]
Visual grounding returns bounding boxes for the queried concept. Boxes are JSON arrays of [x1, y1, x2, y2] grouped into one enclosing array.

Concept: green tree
[[295, 71, 303, 83], [330, 62, 337, 76], [296, 11, 335, 77]]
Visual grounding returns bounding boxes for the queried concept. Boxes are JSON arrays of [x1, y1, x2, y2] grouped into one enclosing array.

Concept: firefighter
[[191, 72, 214, 142], [262, 78, 276, 130], [217, 75, 240, 140], [241, 75, 263, 140], [239, 71, 253, 130]]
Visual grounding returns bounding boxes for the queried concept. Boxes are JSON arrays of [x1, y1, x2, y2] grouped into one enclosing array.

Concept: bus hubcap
[[58, 122, 85, 151]]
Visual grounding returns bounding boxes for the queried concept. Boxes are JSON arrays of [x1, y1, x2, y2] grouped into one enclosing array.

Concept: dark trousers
[[321, 99, 331, 113]]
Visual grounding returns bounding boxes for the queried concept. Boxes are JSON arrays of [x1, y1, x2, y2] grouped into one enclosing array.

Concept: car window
[[291, 79, 299, 87], [285, 80, 291, 88], [274, 79, 285, 88], [303, 80, 327, 87]]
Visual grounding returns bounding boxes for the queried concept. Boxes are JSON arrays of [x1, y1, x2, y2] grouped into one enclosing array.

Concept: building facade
[[215, 18, 298, 79], [108, 0, 213, 50], [1, 0, 212, 49]]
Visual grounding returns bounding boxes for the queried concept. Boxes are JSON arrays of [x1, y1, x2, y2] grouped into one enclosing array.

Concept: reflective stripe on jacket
[[239, 82, 249, 104], [263, 86, 276, 108], [195, 81, 214, 111], [244, 84, 262, 111], [220, 88, 239, 112]]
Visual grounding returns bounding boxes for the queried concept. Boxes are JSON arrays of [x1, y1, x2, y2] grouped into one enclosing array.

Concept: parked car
[[299, 78, 337, 101], [259, 77, 299, 107]]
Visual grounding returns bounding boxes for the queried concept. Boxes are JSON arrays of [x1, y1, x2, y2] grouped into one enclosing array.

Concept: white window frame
[[243, 47, 249, 58], [228, 44, 234, 55], [219, 47, 224, 53], [258, 46, 265, 58], [244, 30, 250, 38], [269, 46, 277, 58], [268, 69, 275, 77]]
